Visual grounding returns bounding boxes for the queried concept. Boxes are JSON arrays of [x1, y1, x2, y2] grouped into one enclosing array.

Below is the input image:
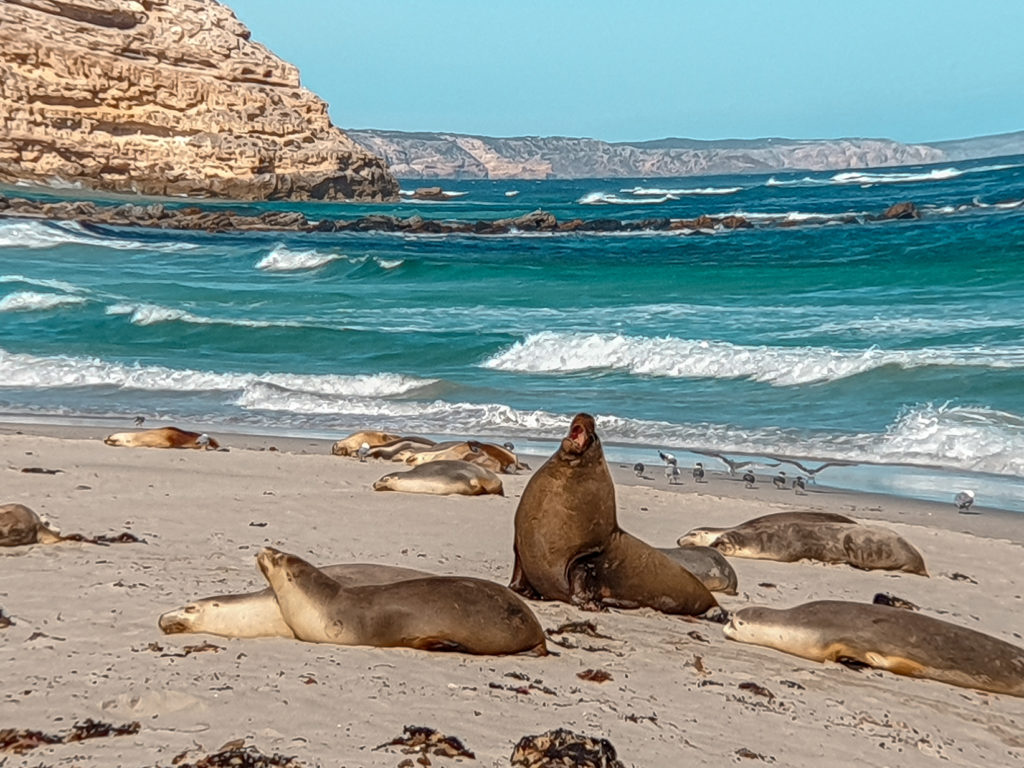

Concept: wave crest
[[0, 291, 87, 312], [255, 245, 346, 272]]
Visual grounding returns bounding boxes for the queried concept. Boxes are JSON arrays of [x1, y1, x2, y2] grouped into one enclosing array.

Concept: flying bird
[[692, 462, 705, 483], [698, 451, 778, 477], [658, 450, 678, 467], [954, 489, 975, 513], [768, 457, 854, 484]]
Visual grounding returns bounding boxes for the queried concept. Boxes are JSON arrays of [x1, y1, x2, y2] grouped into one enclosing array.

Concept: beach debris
[[156, 641, 224, 658], [735, 746, 775, 762], [577, 668, 613, 683], [489, 679, 557, 696], [873, 592, 920, 611], [0, 609, 12, 628], [687, 630, 709, 643], [19, 466, 64, 474], [738, 682, 775, 701], [511, 728, 624, 768], [376, 726, 475, 760], [948, 572, 978, 584], [0, 719, 140, 755], [546, 620, 613, 640], [168, 743, 304, 767], [954, 489, 976, 513], [779, 680, 805, 690], [688, 655, 708, 675]]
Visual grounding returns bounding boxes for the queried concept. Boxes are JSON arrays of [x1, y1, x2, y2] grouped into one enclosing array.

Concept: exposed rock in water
[[0, 0, 398, 201]]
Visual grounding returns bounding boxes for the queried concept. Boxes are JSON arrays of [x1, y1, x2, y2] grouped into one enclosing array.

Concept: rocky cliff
[[0, 0, 398, 200], [348, 130, 952, 180]]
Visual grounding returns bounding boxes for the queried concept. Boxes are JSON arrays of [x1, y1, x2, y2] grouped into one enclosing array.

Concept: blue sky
[[233, 1, 1024, 144]]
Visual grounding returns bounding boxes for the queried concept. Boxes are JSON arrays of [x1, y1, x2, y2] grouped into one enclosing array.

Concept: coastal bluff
[[0, 0, 398, 201]]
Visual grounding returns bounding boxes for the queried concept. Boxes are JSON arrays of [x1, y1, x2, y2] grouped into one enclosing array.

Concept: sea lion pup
[[510, 413, 718, 616], [677, 510, 857, 547], [257, 547, 548, 656], [1, 503, 62, 547], [159, 563, 435, 638], [691, 519, 927, 575], [724, 600, 1024, 697], [103, 426, 220, 450], [373, 460, 504, 496], [656, 546, 739, 594]]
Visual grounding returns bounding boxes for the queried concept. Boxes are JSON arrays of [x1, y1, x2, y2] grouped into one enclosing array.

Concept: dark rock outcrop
[[0, 0, 398, 201]]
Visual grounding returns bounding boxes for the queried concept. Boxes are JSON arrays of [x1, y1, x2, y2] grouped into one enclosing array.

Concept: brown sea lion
[[510, 413, 718, 616], [0, 503, 62, 547], [257, 548, 548, 655], [677, 510, 857, 547], [404, 441, 504, 473], [656, 545, 739, 594], [103, 426, 219, 450], [366, 437, 439, 460], [688, 518, 927, 575], [330, 430, 403, 456], [373, 460, 504, 496], [724, 600, 1024, 697], [159, 562, 435, 638]]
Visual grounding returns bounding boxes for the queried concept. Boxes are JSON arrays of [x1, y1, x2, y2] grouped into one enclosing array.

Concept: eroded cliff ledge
[[0, 0, 398, 200]]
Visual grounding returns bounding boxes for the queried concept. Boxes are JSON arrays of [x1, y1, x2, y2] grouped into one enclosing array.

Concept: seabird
[[692, 462, 705, 483], [633, 462, 645, 478], [768, 457, 853, 485], [357, 442, 371, 462], [742, 471, 756, 488], [196, 433, 211, 449], [772, 471, 787, 489], [954, 490, 976, 514], [668, 464, 682, 484], [502, 441, 515, 451], [699, 451, 777, 477], [133, 416, 145, 426], [793, 476, 807, 494]]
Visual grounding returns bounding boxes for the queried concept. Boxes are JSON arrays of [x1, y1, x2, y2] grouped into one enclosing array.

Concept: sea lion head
[[372, 474, 397, 491], [158, 602, 204, 634], [103, 432, 130, 446], [722, 606, 777, 642], [561, 413, 598, 456], [676, 527, 724, 548]]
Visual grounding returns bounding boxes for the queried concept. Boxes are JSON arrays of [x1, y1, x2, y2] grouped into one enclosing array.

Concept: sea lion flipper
[[508, 552, 543, 600]]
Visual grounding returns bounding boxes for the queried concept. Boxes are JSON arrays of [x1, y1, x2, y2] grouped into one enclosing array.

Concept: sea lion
[[656, 546, 739, 594], [159, 563, 434, 638], [104, 426, 219, 450], [0, 503, 62, 547], [510, 413, 718, 616], [692, 519, 927, 575], [367, 437, 439, 460], [677, 511, 856, 547], [724, 600, 1024, 697], [405, 441, 503, 473], [332, 431, 434, 457], [257, 547, 548, 655], [373, 460, 504, 496]]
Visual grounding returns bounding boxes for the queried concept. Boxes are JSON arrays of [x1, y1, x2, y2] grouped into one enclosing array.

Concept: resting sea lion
[[331, 430, 402, 456], [724, 600, 1024, 697], [104, 426, 219, 450], [692, 519, 927, 575], [510, 413, 718, 616], [373, 460, 504, 496], [405, 441, 503, 473], [656, 546, 738, 594], [367, 437, 439, 460], [677, 511, 856, 547], [159, 562, 434, 638], [257, 547, 548, 655], [1, 503, 62, 547]]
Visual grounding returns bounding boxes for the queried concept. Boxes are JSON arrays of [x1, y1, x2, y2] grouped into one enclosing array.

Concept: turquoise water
[[2, 157, 1024, 510]]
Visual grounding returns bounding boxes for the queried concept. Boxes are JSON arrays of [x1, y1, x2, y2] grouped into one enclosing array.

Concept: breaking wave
[[0, 291, 88, 312], [255, 245, 347, 272], [578, 192, 676, 205], [0, 219, 198, 251], [621, 185, 742, 196], [481, 331, 1024, 386]]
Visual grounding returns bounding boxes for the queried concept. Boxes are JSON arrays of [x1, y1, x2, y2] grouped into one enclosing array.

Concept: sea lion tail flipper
[[508, 555, 543, 600], [36, 526, 65, 545], [700, 605, 730, 624]]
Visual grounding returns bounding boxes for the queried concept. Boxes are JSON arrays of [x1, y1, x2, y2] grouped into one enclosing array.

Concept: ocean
[[2, 156, 1024, 511]]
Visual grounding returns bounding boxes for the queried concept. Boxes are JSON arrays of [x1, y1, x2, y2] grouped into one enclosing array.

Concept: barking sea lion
[[256, 547, 548, 656], [724, 600, 1024, 697], [510, 413, 718, 616]]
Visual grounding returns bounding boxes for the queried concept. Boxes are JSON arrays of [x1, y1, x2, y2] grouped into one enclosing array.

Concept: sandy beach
[[2, 422, 1023, 767]]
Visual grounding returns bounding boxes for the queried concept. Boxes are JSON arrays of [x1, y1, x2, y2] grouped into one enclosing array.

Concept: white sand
[[2, 425, 1023, 767]]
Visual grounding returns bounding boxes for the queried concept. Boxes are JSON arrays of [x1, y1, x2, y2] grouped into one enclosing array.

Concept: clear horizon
[[233, 1, 1023, 145]]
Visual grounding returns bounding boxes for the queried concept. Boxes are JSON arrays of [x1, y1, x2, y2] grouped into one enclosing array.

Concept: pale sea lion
[[104, 426, 219, 450], [701, 520, 927, 575], [677, 510, 856, 547], [405, 442, 504, 473], [510, 413, 718, 616], [373, 460, 504, 496], [724, 600, 1024, 697], [159, 563, 434, 638], [331, 430, 403, 456], [1, 503, 62, 547], [257, 547, 548, 655], [656, 546, 739, 594], [367, 437, 438, 460]]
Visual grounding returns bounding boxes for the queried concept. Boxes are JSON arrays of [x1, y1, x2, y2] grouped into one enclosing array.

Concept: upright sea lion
[[724, 600, 1024, 697], [104, 426, 219, 450], [510, 413, 718, 616], [257, 547, 548, 655], [677, 511, 856, 547], [373, 460, 504, 496], [159, 562, 434, 638], [1, 503, 62, 547], [687, 518, 927, 575], [656, 545, 738, 594]]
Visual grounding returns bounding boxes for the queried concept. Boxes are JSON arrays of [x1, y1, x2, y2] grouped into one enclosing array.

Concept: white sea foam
[[767, 163, 1023, 189], [0, 347, 436, 398], [105, 302, 292, 328], [621, 186, 742, 196], [481, 331, 1024, 386], [0, 274, 86, 293], [375, 257, 404, 270], [578, 192, 676, 205], [0, 219, 199, 252], [0, 291, 88, 312], [255, 245, 346, 272]]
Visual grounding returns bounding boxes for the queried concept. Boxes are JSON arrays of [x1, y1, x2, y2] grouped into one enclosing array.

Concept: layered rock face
[[0, 0, 398, 200], [348, 130, 950, 180]]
